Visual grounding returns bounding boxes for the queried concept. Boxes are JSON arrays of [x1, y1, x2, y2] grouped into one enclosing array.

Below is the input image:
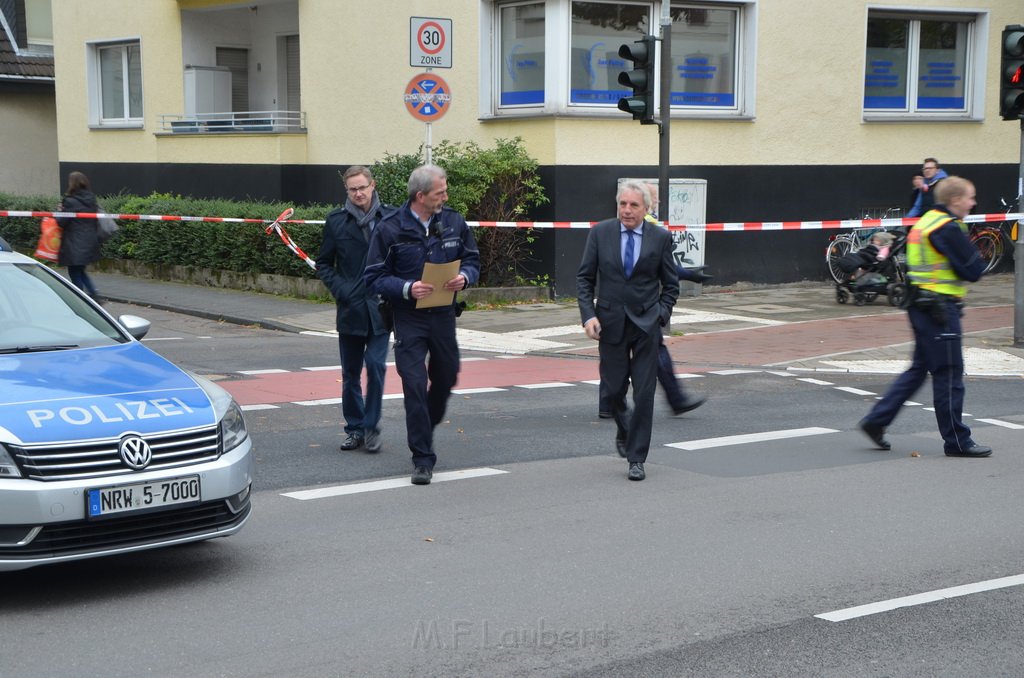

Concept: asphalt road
[[4, 303, 1024, 677]]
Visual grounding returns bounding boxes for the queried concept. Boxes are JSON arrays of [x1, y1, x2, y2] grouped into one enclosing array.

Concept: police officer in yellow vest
[[859, 176, 991, 457]]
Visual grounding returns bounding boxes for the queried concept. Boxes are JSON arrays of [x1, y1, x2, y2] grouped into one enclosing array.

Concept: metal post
[[1015, 118, 1024, 346], [658, 6, 671, 220]]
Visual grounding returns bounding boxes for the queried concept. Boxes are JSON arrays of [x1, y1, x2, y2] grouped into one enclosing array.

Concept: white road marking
[[676, 373, 705, 379], [834, 386, 876, 396], [238, 368, 290, 375], [976, 418, 1024, 429], [666, 427, 838, 450], [798, 378, 835, 386], [816, 573, 1024, 622], [671, 309, 786, 326], [580, 379, 602, 386], [766, 370, 797, 377], [516, 382, 575, 389], [453, 387, 507, 395], [294, 397, 342, 407], [281, 467, 509, 500], [708, 369, 761, 375], [301, 365, 340, 372], [241, 403, 279, 411], [299, 330, 338, 338]]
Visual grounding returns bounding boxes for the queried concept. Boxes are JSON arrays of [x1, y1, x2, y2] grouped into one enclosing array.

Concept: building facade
[[51, 0, 1022, 289]]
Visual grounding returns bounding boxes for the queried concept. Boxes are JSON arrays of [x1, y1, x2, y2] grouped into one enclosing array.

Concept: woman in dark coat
[[57, 171, 102, 299]]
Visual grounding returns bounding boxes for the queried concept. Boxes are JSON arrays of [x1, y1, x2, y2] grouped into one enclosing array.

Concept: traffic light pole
[[657, 12, 671, 220], [1015, 118, 1024, 347]]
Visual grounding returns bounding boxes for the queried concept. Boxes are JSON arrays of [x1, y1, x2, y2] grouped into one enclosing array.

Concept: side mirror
[[118, 314, 151, 341]]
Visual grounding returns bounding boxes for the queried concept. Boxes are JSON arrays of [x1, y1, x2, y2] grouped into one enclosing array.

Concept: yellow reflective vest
[[905, 209, 968, 298]]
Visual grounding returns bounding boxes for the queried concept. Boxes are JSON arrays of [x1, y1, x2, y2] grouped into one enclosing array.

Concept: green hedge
[[0, 137, 549, 285], [0, 191, 330, 279]]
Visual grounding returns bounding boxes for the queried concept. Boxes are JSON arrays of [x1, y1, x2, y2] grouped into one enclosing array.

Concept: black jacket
[[56, 190, 101, 267], [316, 198, 393, 336], [364, 203, 481, 311]]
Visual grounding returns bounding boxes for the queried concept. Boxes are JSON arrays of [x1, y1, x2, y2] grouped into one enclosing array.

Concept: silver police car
[[0, 240, 253, 570]]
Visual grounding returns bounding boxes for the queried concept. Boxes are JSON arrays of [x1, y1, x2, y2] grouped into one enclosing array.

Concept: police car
[[0, 239, 253, 570]]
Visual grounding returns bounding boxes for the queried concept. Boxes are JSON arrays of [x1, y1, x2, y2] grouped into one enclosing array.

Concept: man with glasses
[[316, 166, 394, 454], [907, 157, 948, 217]]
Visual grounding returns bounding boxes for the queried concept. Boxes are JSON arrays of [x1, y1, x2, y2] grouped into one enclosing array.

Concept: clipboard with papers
[[415, 260, 461, 309]]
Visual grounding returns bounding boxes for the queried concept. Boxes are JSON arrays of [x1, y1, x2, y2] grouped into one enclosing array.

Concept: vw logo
[[119, 436, 153, 470]]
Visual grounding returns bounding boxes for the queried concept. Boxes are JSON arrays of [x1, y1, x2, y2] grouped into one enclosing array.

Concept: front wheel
[[826, 237, 854, 284], [971, 228, 1003, 274]]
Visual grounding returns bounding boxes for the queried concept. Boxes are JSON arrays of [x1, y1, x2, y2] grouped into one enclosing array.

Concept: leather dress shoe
[[858, 418, 890, 450], [628, 462, 645, 481], [945, 444, 992, 458], [598, 410, 613, 419], [615, 430, 628, 457], [411, 466, 433, 485], [364, 429, 382, 453], [672, 395, 707, 416], [339, 432, 364, 451]]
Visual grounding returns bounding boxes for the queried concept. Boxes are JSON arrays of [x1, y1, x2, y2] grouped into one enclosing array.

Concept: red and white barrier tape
[[2, 209, 1021, 231], [262, 208, 315, 270]]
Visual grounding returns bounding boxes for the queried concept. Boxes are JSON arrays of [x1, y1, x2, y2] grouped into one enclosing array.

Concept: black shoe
[[672, 395, 707, 416], [945, 444, 992, 458], [598, 411, 613, 419], [628, 462, 645, 481], [339, 432, 364, 451], [858, 418, 891, 450], [364, 429, 382, 453], [615, 430, 628, 458], [411, 466, 433, 485]]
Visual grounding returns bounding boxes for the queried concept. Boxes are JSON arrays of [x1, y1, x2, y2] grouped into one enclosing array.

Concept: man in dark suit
[[577, 181, 680, 481], [316, 166, 393, 454]]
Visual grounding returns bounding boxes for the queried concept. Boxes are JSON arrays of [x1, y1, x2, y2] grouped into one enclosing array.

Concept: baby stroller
[[834, 230, 908, 306]]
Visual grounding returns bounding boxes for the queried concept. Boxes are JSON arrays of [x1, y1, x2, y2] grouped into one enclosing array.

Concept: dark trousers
[[601, 317, 660, 463], [392, 308, 460, 469], [600, 333, 688, 413], [338, 331, 389, 435], [67, 265, 97, 298], [863, 301, 975, 452]]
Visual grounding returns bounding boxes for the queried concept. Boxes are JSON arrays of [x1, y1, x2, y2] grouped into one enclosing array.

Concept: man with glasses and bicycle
[[316, 166, 395, 454], [859, 176, 991, 458], [907, 157, 948, 217]]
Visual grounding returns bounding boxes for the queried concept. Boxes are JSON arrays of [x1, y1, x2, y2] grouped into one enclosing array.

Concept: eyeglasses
[[922, 165, 937, 171], [346, 184, 372, 194]]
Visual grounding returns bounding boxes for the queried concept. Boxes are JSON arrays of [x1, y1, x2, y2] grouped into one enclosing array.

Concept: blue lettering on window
[[671, 92, 735, 106], [501, 90, 544, 106]]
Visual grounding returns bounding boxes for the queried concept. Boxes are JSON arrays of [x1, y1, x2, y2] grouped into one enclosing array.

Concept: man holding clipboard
[[364, 164, 480, 485]]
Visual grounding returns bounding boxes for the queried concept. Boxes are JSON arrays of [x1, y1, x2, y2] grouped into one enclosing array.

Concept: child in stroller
[[835, 230, 908, 306]]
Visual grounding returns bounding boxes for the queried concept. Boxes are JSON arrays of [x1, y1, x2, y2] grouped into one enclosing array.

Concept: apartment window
[[96, 41, 143, 124], [569, 2, 649, 105], [669, 6, 738, 109], [486, 1, 755, 118], [864, 12, 978, 117], [499, 2, 546, 106]]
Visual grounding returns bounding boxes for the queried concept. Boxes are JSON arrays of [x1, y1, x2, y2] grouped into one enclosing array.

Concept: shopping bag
[[97, 215, 120, 241], [34, 216, 61, 261]]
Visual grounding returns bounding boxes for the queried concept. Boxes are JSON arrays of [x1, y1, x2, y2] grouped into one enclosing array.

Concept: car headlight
[[0, 443, 23, 478], [220, 400, 248, 453]]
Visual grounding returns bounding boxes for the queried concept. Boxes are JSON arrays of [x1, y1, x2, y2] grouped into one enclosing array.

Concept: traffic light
[[617, 35, 657, 124], [999, 25, 1024, 120]]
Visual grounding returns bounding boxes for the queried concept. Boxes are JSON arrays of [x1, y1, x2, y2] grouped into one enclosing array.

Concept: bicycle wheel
[[826, 236, 854, 284], [970, 228, 1003, 274]]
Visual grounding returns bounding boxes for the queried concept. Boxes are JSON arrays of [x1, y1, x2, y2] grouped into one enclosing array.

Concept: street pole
[[658, 6, 671, 220], [1015, 118, 1023, 347]]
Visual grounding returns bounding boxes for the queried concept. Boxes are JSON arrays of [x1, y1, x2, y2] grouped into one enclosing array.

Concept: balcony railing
[[158, 110, 306, 134]]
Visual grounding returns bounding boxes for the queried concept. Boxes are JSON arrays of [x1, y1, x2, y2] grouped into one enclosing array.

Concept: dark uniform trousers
[[602, 316, 660, 463], [392, 306, 460, 469], [864, 300, 973, 452]]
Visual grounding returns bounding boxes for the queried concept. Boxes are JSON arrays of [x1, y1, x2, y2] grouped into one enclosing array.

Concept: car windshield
[[0, 263, 127, 352]]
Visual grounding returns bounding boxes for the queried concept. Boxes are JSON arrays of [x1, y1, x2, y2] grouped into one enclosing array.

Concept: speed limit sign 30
[[410, 17, 452, 69]]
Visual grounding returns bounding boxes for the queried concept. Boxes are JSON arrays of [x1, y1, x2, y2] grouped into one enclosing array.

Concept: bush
[[0, 137, 548, 286], [372, 137, 548, 286]]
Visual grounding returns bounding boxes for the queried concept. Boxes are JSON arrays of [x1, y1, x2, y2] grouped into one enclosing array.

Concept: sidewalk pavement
[[92, 270, 1024, 376]]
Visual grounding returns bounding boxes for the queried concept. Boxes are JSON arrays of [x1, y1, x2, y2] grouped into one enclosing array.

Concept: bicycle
[[969, 192, 1021, 275]]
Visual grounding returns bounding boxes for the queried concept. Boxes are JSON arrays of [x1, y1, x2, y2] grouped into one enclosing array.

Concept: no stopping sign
[[403, 74, 452, 121]]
